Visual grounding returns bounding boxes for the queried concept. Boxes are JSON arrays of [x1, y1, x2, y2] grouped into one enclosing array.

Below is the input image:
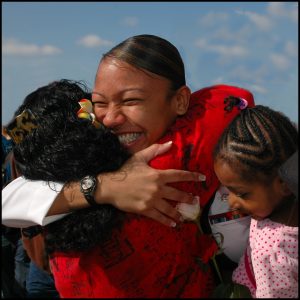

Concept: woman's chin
[[121, 135, 146, 153]]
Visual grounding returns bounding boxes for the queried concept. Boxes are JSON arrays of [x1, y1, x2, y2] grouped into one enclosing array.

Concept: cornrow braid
[[213, 105, 298, 182]]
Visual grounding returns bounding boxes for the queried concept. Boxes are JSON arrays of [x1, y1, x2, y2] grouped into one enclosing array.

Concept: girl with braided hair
[[213, 105, 298, 298]]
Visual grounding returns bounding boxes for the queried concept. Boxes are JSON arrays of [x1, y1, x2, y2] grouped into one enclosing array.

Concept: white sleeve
[[2, 176, 70, 228]]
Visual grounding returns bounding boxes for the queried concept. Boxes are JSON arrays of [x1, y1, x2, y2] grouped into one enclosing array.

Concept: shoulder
[[190, 84, 254, 107], [185, 84, 255, 131], [251, 219, 298, 264]]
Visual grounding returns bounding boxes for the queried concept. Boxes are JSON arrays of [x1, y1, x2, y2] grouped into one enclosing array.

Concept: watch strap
[[84, 194, 98, 206], [80, 175, 99, 206]]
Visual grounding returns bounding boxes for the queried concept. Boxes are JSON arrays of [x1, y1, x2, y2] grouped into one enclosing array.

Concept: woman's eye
[[93, 102, 107, 108], [123, 99, 142, 105]]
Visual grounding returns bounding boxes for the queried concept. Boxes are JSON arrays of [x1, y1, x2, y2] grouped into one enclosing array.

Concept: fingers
[[160, 169, 206, 183], [154, 197, 184, 222], [142, 191, 194, 227], [144, 208, 178, 228], [135, 141, 173, 163], [152, 141, 173, 157], [161, 185, 195, 204]]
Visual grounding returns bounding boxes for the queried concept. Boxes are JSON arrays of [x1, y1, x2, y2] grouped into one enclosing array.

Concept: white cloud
[[249, 84, 268, 94], [236, 10, 273, 31], [213, 45, 248, 57], [195, 38, 248, 58], [210, 77, 267, 95], [121, 16, 139, 27], [270, 53, 291, 70], [267, 2, 285, 17], [291, 8, 298, 23], [198, 12, 229, 27], [77, 35, 113, 48], [2, 38, 62, 56], [211, 25, 252, 42], [284, 41, 298, 57], [211, 76, 225, 84], [228, 65, 269, 85], [195, 38, 207, 48], [267, 2, 298, 23]]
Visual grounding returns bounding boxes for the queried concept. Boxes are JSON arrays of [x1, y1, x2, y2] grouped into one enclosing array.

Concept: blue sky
[[2, 2, 298, 125]]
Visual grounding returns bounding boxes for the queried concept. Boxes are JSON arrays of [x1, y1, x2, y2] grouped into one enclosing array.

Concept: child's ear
[[173, 86, 191, 115], [277, 177, 294, 197]]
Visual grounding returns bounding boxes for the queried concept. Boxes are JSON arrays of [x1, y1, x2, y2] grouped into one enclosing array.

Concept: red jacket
[[50, 85, 254, 298], [150, 84, 255, 207]]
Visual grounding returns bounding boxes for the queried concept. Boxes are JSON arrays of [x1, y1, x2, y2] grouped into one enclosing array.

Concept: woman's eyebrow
[[92, 88, 146, 95], [91, 91, 105, 97]]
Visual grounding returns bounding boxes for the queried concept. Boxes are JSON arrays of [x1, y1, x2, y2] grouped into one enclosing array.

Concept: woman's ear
[[173, 86, 191, 115]]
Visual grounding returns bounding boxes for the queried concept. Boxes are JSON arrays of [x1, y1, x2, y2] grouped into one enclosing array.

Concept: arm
[[2, 177, 67, 227], [255, 228, 298, 298], [50, 142, 202, 226], [2, 142, 203, 228]]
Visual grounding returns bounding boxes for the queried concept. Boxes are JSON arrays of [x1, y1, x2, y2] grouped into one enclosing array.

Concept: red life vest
[[50, 85, 254, 298]]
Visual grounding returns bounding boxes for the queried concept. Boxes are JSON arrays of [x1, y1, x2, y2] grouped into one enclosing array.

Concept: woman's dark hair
[[7, 79, 131, 253], [102, 34, 186, 91], [213, 105, 298, 183]]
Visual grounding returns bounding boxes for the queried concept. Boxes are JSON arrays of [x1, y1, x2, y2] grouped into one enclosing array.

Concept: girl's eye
[[236, 193, 249, 199]]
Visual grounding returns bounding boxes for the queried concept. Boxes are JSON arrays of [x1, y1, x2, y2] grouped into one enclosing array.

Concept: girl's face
[[214, 159, 285, 220], [92, 58, 188, 154]]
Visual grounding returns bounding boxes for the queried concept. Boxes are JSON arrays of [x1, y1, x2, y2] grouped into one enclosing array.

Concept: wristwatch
[[80, 175, 98, 206]]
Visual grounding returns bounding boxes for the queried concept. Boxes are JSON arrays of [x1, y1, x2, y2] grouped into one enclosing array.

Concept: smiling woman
[[92, 34, 189, 154], [92, 59, 185, 153], [1, 34, 258, 298]]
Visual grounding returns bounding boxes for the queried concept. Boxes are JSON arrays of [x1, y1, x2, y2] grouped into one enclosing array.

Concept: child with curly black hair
[[7, 79, 131, 253]]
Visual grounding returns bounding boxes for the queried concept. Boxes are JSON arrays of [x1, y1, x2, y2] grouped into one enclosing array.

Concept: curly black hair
[[7, 79, 131, 253]]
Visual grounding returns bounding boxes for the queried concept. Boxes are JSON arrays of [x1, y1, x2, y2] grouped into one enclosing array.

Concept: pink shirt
[[233, 218, 298, 298]]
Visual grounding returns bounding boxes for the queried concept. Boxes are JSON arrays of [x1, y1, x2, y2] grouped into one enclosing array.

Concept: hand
[[98, 141, 206, 227]]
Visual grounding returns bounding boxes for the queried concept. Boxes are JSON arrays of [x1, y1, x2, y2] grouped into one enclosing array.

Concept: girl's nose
[[227, 194, 240, 211]]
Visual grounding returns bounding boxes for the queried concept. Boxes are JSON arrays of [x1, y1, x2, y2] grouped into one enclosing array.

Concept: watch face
[[82, 177, 93, 190]]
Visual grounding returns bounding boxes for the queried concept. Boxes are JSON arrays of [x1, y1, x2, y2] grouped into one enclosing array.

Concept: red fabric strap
[[244, 250, 256, 289]]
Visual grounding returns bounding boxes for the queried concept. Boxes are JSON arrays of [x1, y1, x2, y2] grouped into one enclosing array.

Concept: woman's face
[[92, 58, 182, 153], [214, 159, 284, 220]]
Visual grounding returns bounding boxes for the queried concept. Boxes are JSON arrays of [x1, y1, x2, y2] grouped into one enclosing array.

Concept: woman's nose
[[102, 107, 126, 128]]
